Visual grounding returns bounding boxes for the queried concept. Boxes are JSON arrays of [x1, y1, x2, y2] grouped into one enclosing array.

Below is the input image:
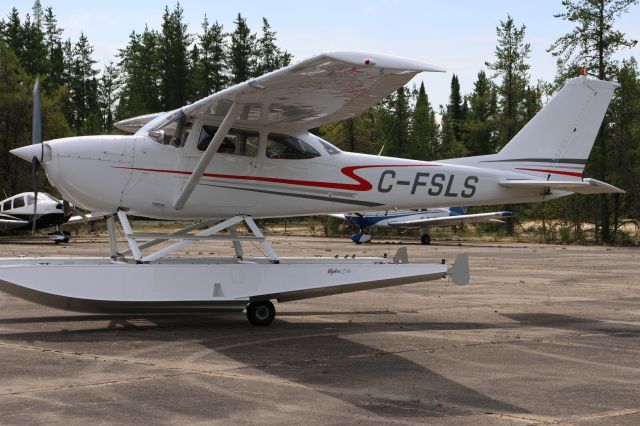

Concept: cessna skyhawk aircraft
[[1, 51, 623, 326], [0, 192, 91, 243], [332, 207, 512, 244]]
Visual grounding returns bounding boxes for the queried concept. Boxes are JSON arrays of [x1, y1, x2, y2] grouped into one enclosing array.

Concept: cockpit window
[[148, 110, 185, 146], [316, 137, 341, 155], [13, 197, 25, 208], [266, 133, 321, 160], [197, 125, 259, 157]]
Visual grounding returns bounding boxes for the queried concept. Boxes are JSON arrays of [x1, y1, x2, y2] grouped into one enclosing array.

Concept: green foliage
[[1, 1, 639, 246], [228, 13, 256, 85], [485, 15, 532, 146], [158, 3, 192, 110], [548, 0, 639, 242]]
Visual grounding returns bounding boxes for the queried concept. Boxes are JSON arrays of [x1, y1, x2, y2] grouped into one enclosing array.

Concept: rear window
[[197, 125, 259, 157], [266, 134, 321, 160]]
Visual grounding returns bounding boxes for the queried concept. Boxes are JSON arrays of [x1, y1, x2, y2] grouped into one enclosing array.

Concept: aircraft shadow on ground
[[0, 314, 525, 417], [503, 313, 640, 338]]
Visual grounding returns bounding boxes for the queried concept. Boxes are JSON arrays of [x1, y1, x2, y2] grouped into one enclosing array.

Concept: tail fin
[[451, 76, 619, 181]]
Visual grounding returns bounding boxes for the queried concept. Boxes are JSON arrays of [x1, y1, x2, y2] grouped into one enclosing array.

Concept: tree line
[[1, 1, 639, 244]]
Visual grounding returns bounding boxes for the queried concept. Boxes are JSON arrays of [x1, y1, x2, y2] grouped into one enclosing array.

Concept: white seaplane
[[1, 51, 622, 325], [0, 192, 97, 243], [332, 207, 512, 245]]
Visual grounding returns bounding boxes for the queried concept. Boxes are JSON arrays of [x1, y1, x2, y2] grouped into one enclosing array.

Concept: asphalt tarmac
[[0, 236, 638, 425]]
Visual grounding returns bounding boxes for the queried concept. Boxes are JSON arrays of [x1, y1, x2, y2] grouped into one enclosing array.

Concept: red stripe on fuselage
[[114, 164, 438, 192], [515, 167, 583, 178]]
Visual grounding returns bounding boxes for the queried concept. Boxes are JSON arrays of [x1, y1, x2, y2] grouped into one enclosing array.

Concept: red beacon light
[[579, 68, 586, 76], [364, 58, 375, 65]]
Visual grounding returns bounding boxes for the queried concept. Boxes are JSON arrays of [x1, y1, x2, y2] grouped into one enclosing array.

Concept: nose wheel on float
[[420, 233, 431, 245]]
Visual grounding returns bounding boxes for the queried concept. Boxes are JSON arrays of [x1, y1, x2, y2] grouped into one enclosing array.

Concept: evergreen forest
[[1, 1, 639, 244]]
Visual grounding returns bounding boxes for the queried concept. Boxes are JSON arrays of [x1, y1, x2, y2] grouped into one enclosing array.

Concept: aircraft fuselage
[[32, 123, 556, 220]]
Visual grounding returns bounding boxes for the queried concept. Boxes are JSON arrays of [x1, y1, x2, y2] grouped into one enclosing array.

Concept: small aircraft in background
[[0, 192, 94, 243], [332, 207, 512, 244]]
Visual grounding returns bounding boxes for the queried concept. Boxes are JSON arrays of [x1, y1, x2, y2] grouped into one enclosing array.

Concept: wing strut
[[173, 100, 240, 210]]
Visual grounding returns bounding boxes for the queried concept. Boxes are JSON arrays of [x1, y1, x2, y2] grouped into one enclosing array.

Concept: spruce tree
[[43, 6, 64, 90], [466, 70, 498, 156], [117, 27, 161, 117], [485, 15, 531, 148], [228, 13, 256, 84], [194, 16, 227, 97], [409, 82, 438, 160], [98, 62, 121, 131], [158, 3, 192, 110], [255, 17, 291, 76], [548, 0, 638, 242]]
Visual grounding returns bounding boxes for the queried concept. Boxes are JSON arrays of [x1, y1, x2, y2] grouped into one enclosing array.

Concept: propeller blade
[[31, 159, 40, 236], [31, 78, 42, 236], [32, 79, 42, 147]]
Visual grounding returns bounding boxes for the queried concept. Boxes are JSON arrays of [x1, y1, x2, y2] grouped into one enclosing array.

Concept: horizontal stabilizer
[[499, 178, 624, 194], [448, 254, 469, 286]]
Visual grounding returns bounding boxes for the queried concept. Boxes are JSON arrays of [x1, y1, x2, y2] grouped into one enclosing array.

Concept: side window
[[3, 200, 11, 211], [266, 134, 321, 160], [197, 125, 258, 157], [13, 197, 25, 209]]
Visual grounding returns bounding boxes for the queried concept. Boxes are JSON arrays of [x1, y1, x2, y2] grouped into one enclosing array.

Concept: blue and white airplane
[[332, 207, 512, 244]]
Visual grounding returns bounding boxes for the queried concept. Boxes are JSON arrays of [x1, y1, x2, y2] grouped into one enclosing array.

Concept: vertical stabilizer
[[446, 76, 619, 181]]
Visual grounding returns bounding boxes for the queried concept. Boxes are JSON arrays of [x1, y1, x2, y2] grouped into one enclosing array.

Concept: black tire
[[420, 234, 431, 245], [246, 300, 275, 326]]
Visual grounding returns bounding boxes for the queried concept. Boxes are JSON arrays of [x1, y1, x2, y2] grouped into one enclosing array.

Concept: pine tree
[[485, 15, 531, 148], [43, 6, 64, 90], [607, 58, 640, 239], [0, 42, 69, 193], [486, 15, 532, 235], [255, 17, 291, 76], [20, 2, 47, 77], [448, 74, 466, 143], [228, 13, 256, 84], [117, 27, 161, 117], [2, 8, 24, 60], [548, 0, 638, 242], [194, 16, 227, 97], [98, 62, 121, 131], [408, 82, 438, 160], [67, 32, 99, 134], [466, 70, 498, 156], [158, 3, 192, 110]]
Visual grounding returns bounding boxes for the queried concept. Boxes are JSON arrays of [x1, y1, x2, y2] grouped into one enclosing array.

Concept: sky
[[5, 0, 640, 110]]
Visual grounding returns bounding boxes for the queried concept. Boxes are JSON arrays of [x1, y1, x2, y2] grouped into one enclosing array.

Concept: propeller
[[31, 78, 43, 235]]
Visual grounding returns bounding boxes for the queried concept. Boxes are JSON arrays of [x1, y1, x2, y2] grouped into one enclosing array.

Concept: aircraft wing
[[387, 211, 513, 227], [499, 178, 624, 194], [181, 51, 445, 130], [114, 112, 165, 133], [0, 214, 29, 232], [65, 212, 111, 225]]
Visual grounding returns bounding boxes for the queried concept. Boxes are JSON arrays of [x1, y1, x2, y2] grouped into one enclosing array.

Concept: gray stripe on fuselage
[[200, 177, 358, 198], [199, 183, 384, 207], [480, 158, 587, 165]]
